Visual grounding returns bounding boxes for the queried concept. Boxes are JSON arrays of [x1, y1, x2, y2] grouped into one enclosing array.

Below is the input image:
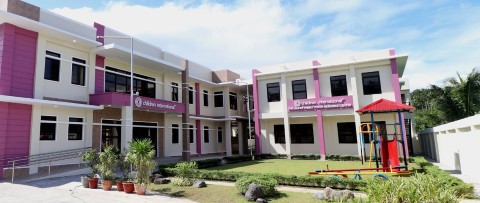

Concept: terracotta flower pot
[[116, 180, 124, 191], [88, 178, 99, 189], [135, 183, 147, 195], [123, 182, 135, 193], [81, 176, 89, 188], [102, 180, 113, 191]]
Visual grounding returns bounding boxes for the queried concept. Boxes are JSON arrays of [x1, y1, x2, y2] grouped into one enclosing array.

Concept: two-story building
[[0, 0, 251, 177], [251, 49, 410, 158]]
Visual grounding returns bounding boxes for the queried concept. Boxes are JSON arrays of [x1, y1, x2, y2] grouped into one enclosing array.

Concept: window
[[330, 75, 348, 96], [337, 122, 357, 143], [217, 127, 223, 143], [290, 124, 314, 143], [203, 126, 210, 143], [229, 92, 237, 110], [44, 51, 60, 81], [71, 58, 86, 86], [40, 116, 56, 140], [172, 82, 179, 101], [104, 67, 156, 98], [189, 87, 194, 104], [362, 71, 382, 95], [172, 124, 179, 144], [214, 91, 223, 107], [274, 125, 285, 144], [203, 90, 209, 106], [292, 79, 307, 99], [68, 117, 83, 140], [189, 125, 194, 144], [401, 94, 406, 104], [266, 82, 280, 102]]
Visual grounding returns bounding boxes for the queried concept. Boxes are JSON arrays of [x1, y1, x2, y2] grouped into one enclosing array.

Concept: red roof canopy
[[356, 98, 414, 114]]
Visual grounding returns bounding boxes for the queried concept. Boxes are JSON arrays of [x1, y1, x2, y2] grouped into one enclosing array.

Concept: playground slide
[[380, 135, 400, 172]]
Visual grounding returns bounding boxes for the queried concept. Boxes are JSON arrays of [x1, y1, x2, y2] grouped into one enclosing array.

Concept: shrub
[[365, 173, 460, 203], [291, 154, 322, 160], [82, 149, 100, 177], [235, 176, 278, 197], [175, 162, 197, 179], [171, 177, 194, 186], [257, 153, 288, 159], [196, 158, 222, 168], [97, 145, 118, 180]]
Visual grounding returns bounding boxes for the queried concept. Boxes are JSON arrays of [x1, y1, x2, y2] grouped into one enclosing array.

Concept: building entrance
[[101, 119, 122, 151], [133, 122, 158, 156]]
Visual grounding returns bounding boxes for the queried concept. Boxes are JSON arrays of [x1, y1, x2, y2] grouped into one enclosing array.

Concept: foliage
[[412, 67, 480, 131], [365, 173, 460, 203], [256, 153, 288, 159], [175, 162, 198, 179], [82, 149, 100, 177], [223, 155, 253, 163], [164, 168, 366, 190], [97, 145, 118, 180], [117, 151, 131, 180], [170, 177, 195, 186], [125, 139, 157, 184], [196, 158, 222, 168], [291, 154, 322, 160], [235, 175, 278, 197], [412, 157, 474, 198]]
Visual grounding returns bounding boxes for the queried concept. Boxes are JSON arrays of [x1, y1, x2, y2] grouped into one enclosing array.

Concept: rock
[[154, 178, 170, 184], [192, 180, 207, 188], [317, 187, 354, 201], [256, 198, 268, 203], [312, 192, 326, 200], [245, 183, 264, 201], [150, 174, 163, 182]]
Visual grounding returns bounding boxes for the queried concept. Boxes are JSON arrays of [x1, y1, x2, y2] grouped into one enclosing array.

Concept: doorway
[[133, 121, 158, 156]]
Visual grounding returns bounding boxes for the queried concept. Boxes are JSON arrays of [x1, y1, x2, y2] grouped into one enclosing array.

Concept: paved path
[[431, 162, 480, 198], [0, 175, 193, 203]]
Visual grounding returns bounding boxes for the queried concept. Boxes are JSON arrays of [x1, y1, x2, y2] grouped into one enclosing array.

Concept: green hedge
[[235, 176, 278, 197], [223, 155, 252, 164], [164, 168, 366, 190], [412, 157, 474, 198], [291, 154, 322, 160]]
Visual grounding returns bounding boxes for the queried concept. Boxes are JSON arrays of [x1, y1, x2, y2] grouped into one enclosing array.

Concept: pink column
[[312, 66, 326, 156], [252, 69, 262, 154], [389, 49, 409, 158], [195, 83, 201, 155], [94, 22, 105, 94]]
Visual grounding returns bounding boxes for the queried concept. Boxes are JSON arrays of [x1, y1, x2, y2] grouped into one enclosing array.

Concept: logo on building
[[135, 97, 142, 107], [294, 100, 301, 107]]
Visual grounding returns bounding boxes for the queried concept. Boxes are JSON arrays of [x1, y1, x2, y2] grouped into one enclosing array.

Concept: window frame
[[362, 71, 382, 95], [266, 82, 280, 102], [172, 124, 179, 144], [292, 79, 307, 99], [217, 127, 223, 143], [189, 125, 194, 144], [337, 122, 357, 144], [203, 126, 210, 143], [40, 115, 57, 141], [214, 91, 223, 107], [188, 86, 194, 104], [330, 75, 348, 96], [172, 82, 179, 102], [290, 124, 314, 144], [104, 67, 156, 98], [273, 125, 285, 144], [68, 117, 84, 141], [71, 57, 86, 86], [44, 51, 61, 82], [229, 92, 237, 110], [203, 90, 209, 106]]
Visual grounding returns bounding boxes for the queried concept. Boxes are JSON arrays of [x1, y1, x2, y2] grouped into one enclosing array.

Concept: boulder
[[314, 187, 354, 201], [192, 180, 207, 188], [256, 198, 268, 203], [150, 174, 163, 182], [245, 183, 264, 201], [154, 178, 170, 184]]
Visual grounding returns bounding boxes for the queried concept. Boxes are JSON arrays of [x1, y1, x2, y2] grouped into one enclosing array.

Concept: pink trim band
[[252, 69, 262, 154], [312, 67, 326, 155]]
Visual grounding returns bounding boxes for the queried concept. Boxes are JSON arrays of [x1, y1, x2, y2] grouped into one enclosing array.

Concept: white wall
[[419, 115, 480, 181], [355, 63, 396, 107]]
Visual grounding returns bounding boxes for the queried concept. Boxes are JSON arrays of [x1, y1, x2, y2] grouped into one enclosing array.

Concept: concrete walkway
[[0, 175, 193, 203], [432, 162, 480, 198]]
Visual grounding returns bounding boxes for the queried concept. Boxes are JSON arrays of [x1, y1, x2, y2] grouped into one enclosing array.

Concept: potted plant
[[125, 139, 156, 195], [98, 145, 118, 191], [82, 149, 100, 189], [122, 178, 135, 193], [116, 151, 131, 192]]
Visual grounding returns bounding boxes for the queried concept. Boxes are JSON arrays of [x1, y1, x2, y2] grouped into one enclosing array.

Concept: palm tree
[[445, 68, 480, 117]]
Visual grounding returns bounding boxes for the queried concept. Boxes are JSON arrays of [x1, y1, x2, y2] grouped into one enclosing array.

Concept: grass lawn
[[149, 183, 326, 203], [206, 159, 419, 177]]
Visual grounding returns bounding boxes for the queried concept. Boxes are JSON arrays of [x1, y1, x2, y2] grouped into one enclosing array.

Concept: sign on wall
[[134, 96, 181, 112], [287, 96, 354, 112]]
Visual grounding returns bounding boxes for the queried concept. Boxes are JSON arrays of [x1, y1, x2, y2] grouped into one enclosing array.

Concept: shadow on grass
[[206, 160, 275, 171], [151, 187, 187, 197]]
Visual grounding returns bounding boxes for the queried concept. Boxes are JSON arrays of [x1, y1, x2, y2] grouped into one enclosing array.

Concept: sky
[[24, 0, 480, 90]]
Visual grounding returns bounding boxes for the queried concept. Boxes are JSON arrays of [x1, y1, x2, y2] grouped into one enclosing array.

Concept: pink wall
[[194, 83, 201, 154], [252, 69, 262, 154], [312, 67, 326, 155], [94, 22, 105, 94], [0, 23, 37, 178]]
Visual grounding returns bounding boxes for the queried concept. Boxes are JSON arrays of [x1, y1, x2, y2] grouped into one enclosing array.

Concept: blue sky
[[25, 0, 480, 89]]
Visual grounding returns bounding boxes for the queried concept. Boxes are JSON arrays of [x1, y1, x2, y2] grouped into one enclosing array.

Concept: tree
[[445, 68, 480, 117]]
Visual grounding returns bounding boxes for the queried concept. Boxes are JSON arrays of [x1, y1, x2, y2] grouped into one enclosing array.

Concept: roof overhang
[[0, 10, 101, 48], [94, 43, 185, 75], [0, 95, 103, 110], [256, 54, 409, 78], [189, 116, 235, 121]]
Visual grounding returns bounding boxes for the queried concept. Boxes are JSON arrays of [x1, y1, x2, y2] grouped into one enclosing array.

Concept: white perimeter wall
[[419, 115, 480, 181]]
